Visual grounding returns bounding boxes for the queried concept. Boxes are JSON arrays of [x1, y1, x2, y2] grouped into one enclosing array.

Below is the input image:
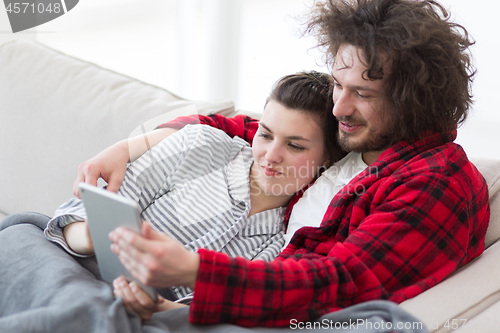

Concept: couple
[[7, 0, 491, 329], [45, 70, 341, 314]]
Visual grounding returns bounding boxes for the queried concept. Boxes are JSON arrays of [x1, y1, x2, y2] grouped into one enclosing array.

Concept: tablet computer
[[79, 182, 157, 301]]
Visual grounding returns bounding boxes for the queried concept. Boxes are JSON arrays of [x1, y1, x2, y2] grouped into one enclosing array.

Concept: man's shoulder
[[412, 141, 471, 173], [388, 141, 486, 193], [181, 124, 249, 147]]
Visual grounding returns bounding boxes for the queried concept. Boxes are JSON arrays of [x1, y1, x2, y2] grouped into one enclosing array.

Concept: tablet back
[[79, 183, 142, 284]]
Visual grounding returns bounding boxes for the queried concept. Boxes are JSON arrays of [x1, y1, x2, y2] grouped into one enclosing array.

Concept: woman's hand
[[113, 276, 162, 321], [73, 140, 130, 197], [109, 222, 200, 290], [113, 276, 188, 321]]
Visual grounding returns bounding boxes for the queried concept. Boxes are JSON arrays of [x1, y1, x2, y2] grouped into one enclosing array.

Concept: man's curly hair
[[306, 0, 475, 142]]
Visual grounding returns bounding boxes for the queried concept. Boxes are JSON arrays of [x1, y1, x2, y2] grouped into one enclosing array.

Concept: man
[[79, 0, 489, 327]]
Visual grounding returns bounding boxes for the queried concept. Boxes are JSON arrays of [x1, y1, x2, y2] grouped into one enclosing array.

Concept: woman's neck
[[248, 166, 292, 217]]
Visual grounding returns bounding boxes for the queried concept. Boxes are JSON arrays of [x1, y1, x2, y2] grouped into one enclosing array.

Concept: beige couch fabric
[[0, 40, 234, 217], [474, 158, 500, 248]]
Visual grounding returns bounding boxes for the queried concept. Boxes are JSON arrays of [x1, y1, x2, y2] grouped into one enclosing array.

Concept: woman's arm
[[73, 127, 179, 197], [62, 220, 94, 255], [74, 114, 259, 197]]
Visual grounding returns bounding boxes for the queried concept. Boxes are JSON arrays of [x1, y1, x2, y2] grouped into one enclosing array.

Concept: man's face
[[332, 44, 393, 158]]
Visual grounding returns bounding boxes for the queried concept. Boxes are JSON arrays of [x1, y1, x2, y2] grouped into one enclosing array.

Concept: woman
[[44, 71, 343, 317]]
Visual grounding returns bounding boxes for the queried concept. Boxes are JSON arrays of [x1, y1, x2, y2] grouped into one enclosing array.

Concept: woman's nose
[[265, 142, 283, 164]]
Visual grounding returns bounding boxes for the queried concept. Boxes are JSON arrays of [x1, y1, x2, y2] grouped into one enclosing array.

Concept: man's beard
[[336, 119, 393, 153]]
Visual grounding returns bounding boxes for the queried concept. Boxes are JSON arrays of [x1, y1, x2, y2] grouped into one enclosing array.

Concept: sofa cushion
[[471, 158, 500, 249], [451, 300, 500, 333], [400, 241, 500, 332], [0, 40, 234, 217]]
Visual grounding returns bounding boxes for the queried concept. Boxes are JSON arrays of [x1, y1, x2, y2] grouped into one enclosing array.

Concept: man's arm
[[187, 170, 489, 327], [108, 168, 487, 327], [157, 113, 259, 144]]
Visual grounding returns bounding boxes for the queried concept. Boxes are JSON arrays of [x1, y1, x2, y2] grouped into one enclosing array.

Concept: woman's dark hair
[[266, 71, 346, 165], [306, 0, 475, 143]]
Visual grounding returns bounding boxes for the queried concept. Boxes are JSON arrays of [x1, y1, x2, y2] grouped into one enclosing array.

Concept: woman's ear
[[318, 159, 330, 174]]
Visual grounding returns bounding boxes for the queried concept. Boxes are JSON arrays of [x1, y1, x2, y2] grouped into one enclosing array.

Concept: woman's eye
[[289, 143, 305, 151], [259, 132, 272, 139]]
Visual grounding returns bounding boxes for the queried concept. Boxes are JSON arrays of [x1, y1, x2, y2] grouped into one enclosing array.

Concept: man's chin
[[337, 133, 362, 152], [337, 133, 392, 154]]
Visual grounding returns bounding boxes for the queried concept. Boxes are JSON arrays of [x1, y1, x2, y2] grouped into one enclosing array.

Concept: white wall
[[1, 0, 498, 159], [0, 2, 35, 44], [438, 0, 500, 159], [34, 0, 178, 92]]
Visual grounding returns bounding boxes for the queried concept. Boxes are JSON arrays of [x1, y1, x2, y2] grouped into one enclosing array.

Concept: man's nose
[[333, 90, 355, 118]]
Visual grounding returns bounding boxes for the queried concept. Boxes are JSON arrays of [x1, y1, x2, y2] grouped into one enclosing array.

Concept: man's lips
[[262, 166, 282, 177], [339, 121, 363, 133]]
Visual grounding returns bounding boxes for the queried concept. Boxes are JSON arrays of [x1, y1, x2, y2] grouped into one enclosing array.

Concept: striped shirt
[[44, 125, 286, 299]]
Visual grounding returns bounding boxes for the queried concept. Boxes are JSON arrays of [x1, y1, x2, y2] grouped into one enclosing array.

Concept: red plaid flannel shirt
[[159, 114, 490, 327]]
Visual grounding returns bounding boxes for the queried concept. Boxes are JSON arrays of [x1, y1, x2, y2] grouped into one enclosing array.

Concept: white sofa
[[1, 40, 499, 332]]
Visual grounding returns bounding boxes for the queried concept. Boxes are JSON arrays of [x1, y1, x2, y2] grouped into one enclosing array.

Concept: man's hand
[[63, 220, 94, 255], [109, 222, 200, 290]]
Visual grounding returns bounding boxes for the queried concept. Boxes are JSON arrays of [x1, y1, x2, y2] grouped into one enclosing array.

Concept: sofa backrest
[[472, 158, 500, 249], [0, 40, 235, 217]]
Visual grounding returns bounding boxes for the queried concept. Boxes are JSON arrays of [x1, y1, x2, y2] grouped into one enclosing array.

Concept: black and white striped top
[[45, 125, 285, 298]]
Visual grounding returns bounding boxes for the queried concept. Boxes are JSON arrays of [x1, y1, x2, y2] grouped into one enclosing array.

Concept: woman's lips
[[262, 166, 282, 177], [339, 121, 363, 133]]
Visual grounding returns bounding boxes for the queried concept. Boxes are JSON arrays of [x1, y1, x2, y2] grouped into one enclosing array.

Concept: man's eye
[[357, 92, 369, 99]]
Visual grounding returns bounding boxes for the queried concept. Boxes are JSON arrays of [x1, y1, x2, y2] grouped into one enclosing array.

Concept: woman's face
[[251, 101, 328, 198]]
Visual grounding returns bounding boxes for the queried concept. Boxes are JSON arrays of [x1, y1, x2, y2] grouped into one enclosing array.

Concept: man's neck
[[362, 150, 385, 165]]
